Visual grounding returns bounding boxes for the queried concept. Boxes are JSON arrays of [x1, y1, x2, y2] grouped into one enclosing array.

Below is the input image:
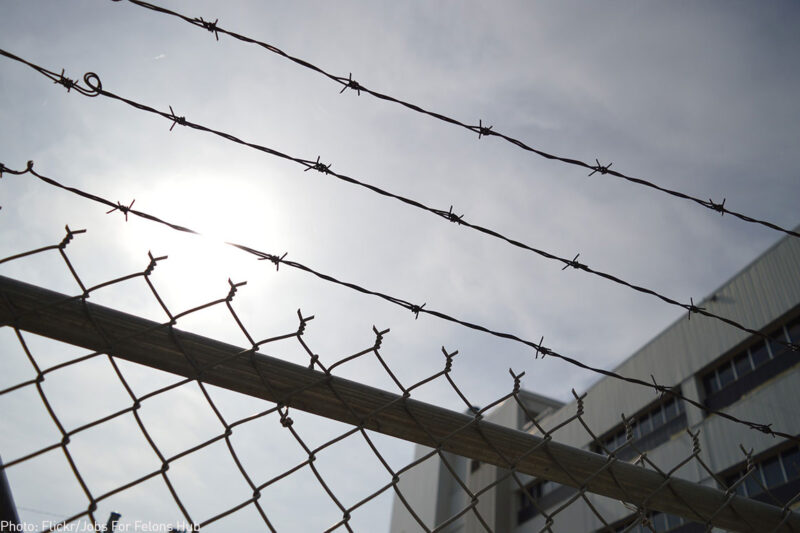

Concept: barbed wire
[[2, 163, 797, 446], [106, 0, 800, 241], [1, 230, 798, 532], [0, 47, 796, 358]]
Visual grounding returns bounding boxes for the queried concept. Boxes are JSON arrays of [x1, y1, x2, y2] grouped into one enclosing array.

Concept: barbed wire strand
[[2, 163, 796, 446], [0, 48, 795, 357], [108, 0, 800, 241]]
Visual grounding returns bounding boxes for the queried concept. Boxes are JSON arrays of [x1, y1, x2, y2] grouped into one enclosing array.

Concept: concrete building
[[389, 227, 800, 533]]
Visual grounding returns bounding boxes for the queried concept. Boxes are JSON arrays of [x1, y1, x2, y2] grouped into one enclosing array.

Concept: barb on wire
[[106, 199, 136, 221], [195, 16, 219, 40], [588, 159, 612, 177], [107, 0, 800, 240], [338, 72, 362, 95], [1, 48, 793, 360]]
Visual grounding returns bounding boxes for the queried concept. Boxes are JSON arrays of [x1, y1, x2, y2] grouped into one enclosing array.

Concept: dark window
[[702, 374, 719, 395], [596, 394, 687, 460], [750, 340, 770, 367], [664, 398, 678, 419], [762, 457, 784, 488], [724, 445, 800, 502], [781, 447, 800, 479], [718, 362, 735, 387], [470, 459, 480, 472], [701, 313, 800, 412], [744, 471, 762, 496], [769, 328, 788, 358], [787, 317, 800, 343], [734, 352, 752, 378]]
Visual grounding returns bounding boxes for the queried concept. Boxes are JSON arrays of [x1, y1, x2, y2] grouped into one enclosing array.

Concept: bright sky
[[1, 1, 799, 531]]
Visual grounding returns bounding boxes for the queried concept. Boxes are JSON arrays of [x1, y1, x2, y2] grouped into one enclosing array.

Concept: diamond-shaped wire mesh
[[1, 229, 799, 533]]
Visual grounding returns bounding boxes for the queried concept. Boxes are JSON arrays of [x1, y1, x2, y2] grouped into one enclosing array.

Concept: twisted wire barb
[[108, 0, 800, 240], [0, 48, 795, 356]]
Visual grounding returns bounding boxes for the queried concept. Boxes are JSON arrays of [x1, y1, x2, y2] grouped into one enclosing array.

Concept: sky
[[1, 1, 799, 531]]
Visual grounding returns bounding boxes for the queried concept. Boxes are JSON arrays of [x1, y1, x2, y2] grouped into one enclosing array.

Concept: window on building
[[516, 478, 570, 524], [701, 316, 799, 412], [594, 394, 686, 460], [724, 444, 800, 503]]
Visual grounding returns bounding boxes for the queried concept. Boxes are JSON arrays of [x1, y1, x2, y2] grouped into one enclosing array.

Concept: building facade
[[389, 227, 800, 533]]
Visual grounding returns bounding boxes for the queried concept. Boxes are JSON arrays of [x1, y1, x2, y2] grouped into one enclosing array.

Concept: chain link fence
[[1, 228, 798, 532]]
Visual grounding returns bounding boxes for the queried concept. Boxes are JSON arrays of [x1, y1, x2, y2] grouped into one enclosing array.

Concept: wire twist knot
[[442, 347, 458, 373], [708, 197, 726, 216], [533, 336, 550, 359], [509, 368, 526, 394], [55, 69, 76, 92], [296, 309, 314, 335], [196, 17, 220, 40], [339, 73, 362, 95], [588, 159, 613, 176], [561, 253, 586, 271], [106, 199, 135, 221], [372, 326, 390, 350], [571, 389, 587, 416], [410, 302, 426, 319], [144, 251, 168, 276], [445, 205, 464, 224], [168, 105, 186, 131], [687, 297, 705, 320], [226, 279, 247, 302], [259, 251, 287, 271], [476, 119, 493, 139], [59, 225, 86, 250], [304, 155, 331, 174]]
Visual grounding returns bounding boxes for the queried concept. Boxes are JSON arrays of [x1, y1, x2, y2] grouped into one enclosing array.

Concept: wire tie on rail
[[54, 68, 76, 92], [196, 17, 220, 40], [106, 199, 135, 221], [304, 155, 331, 174], [339, 73, 362, 95], [589, 159, 613, 176], [410, 302, 426, 319], [477, 119, 493, 139], [168, 105, 186, 131]]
